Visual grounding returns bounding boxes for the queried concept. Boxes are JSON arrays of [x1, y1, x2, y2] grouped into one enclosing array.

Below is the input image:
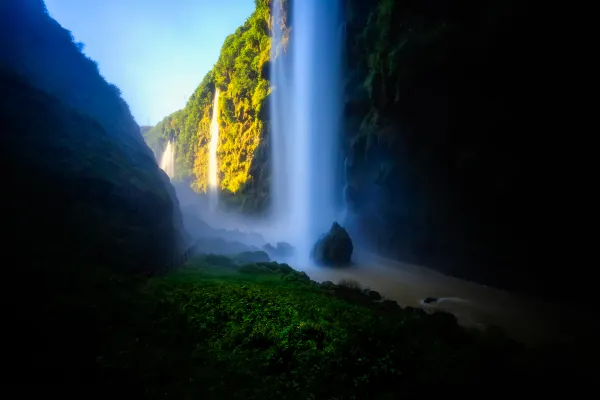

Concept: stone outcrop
[[311, 222, 354, 266]]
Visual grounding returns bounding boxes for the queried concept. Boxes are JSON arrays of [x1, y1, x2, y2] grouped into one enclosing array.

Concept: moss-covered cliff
[[1, 0, 186, 272], [144, 0, 271, 200], [341, 0, 554, 293]]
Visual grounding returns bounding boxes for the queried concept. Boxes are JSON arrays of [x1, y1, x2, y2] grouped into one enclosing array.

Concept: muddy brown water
[[292, 251, 593, 346]]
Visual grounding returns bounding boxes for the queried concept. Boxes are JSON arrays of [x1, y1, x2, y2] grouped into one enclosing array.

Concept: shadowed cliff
[[0, 0, 187, 274], [338, 0, 581, 301], [1, 0, 190, 384]]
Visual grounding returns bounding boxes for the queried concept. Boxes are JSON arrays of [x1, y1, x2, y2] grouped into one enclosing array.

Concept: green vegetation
[[2, 0, 185, 273], [29, 251, 569, 398], [144, 0, 271, 195]]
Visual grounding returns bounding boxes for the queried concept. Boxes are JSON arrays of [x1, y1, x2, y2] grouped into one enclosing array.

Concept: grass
[[19, 253, 569, 398]]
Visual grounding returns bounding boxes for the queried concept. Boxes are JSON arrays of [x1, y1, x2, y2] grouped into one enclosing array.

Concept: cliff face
[[0, 0, 186, 272], [341, 0, 553, 292], [144, 0, 272, 202]]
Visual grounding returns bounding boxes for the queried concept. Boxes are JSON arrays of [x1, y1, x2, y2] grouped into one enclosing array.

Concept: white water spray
[[270, 0, 343, 263], [209, 88, 220, 211], [159, 140, 175, 179]]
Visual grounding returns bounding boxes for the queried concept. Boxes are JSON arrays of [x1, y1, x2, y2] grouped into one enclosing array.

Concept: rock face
[[311, 222, 354, 266], [337, 0, 571, 299], [1, 0, 186, 273]]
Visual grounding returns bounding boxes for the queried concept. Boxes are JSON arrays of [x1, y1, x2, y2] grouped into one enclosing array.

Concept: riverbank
[[13, 254, 582, 396], [293, 250, 595, 348]]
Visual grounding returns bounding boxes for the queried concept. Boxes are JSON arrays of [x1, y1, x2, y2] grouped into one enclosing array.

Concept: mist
[[3, 0, 593, 392]]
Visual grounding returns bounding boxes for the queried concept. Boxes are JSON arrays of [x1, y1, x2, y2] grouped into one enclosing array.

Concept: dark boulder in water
[[311, 222, 354, 266], [423, 297, 438, 304]]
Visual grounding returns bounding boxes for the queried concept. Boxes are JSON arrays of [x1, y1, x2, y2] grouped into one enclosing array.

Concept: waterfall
[[159, 140, 175, 179], [209, 88, 220, 211], [270, 0, 343, 263], [270, 0, 290, 223]]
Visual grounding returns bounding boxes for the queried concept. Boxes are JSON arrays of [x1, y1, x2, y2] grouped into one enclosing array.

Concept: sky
[[44, 0, 255, 126]]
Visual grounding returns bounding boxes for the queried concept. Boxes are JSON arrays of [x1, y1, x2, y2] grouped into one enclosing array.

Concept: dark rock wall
[[0, 0, 187, 273], [340, 0, 564, 296]]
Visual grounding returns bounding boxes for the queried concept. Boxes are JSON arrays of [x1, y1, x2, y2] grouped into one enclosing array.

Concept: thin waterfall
[[270, 0, 290, 223], [270, 0, 343, 263], [208, 88, 220, 211], [159, 140, 175, 179]]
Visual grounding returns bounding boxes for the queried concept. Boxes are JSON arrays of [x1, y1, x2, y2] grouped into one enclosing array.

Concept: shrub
[[239, 263, 271, 274]]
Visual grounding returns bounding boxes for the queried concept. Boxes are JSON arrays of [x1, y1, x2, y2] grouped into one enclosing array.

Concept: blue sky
[[45, 0, 255, 125]]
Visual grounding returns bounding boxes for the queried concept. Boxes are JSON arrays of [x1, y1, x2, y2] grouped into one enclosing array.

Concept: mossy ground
[[21, 254, 569, 398]]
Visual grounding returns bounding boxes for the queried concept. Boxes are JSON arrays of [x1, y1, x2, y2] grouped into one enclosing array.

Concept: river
[[294, 250, 592, 347]]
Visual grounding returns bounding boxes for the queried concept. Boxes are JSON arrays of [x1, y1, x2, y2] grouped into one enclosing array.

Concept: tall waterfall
[[159, 140, 175, 179], [209, 88, 220, 211], [270, 0, 343, 262]]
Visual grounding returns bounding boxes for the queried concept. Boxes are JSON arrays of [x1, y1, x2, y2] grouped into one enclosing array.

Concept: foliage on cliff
[[342, 0, 555, 294], [144, 0, 271, 194], [1, 0, 186, 272], [0, 0, 150, 156]]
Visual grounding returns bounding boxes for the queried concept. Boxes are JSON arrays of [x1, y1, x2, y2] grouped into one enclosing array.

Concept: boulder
[[311, 222, 354, 266]]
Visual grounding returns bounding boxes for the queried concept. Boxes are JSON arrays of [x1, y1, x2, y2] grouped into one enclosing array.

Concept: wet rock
[[311, 222, 354, 266], [423, 297, 438, 304]]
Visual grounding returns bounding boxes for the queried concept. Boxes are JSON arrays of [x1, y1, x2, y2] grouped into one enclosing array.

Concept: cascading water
[[270, 0, 290, 223], [208, 88, 220, 211], [159, 140, 175, 179], [270, 0, 343, 263]]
